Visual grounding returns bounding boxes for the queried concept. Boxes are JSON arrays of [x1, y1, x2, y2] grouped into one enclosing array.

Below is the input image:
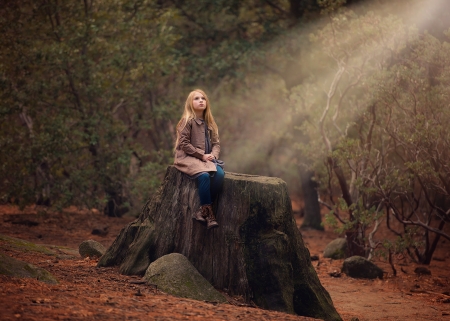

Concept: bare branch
[[263, 0, 289, 15], [319, 63, 345, 153], [401, 219, 450, 241], [332, 64, 365, 137], [318, 198, 333, 210], [112, 99, 125, 114], [367, 217, 381, 261], [19, 107, 34, 138]]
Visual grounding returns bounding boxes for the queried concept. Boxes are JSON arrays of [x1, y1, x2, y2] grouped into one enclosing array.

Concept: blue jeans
[[197, 166, 224, 205]]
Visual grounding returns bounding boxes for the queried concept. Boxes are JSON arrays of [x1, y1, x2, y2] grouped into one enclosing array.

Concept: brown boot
[[205, 204, 219, 229], [192, 205, 208, 223]]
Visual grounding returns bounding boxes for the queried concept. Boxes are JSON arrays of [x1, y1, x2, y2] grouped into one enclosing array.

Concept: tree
[[372, 31, 450, 263], [0, 1, 181, 212], [99, 166, 342, 321], [0, 0, 318, 211], [289, 7, 450, 263]]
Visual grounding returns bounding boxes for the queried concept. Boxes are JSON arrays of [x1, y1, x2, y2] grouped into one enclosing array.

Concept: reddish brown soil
[[0, 205, 449, 321]]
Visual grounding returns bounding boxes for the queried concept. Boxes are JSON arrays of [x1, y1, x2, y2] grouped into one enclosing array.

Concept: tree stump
[[98, 166, 341, 321]]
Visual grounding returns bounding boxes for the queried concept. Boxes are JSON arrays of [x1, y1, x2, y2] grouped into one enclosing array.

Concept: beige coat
[[174, 118, 220, 176]]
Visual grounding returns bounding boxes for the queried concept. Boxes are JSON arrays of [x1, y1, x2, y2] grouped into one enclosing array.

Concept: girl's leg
[[195, 170, 221, 229], [210, 166, 224, 201], [197, 173, 212, 205]]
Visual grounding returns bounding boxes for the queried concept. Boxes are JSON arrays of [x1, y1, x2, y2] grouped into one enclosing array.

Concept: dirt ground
[[0, 204, 449, 321]]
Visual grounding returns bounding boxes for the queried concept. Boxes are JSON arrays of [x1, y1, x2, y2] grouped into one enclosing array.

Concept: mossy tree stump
[[98, 166, 341, 321]]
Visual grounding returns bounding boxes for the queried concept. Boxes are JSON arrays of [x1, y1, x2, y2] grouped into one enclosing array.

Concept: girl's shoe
[[205, 205, 219, 229], [192, 205, 208, 223]]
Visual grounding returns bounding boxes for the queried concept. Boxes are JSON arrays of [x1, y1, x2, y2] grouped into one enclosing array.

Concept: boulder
[[79, 240, 106, 258], [414, 267, 431, 276], [144, 253, 227, 303], [324, 238, 348, 259], [0, 253, 58, 284], [342, 256, 383, 279]]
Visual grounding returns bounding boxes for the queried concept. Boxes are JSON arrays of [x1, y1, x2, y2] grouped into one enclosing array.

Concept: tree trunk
[[299, 168, 323, 230], [98, 166, 341, 321]]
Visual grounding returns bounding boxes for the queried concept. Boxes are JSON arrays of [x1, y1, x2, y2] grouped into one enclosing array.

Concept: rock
[[91, 226, 109, 236], [144, 253, 227, 303], [329, 270, 341, 278], [323, 238, 348, 259], [0, 253, 58, 284], [342, 256, 383, 279], [414, 267, 431, 275], [79, 240, 106, 258]]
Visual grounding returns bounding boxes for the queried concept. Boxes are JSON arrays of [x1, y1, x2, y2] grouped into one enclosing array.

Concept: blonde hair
[[174, 89, 219, 150]]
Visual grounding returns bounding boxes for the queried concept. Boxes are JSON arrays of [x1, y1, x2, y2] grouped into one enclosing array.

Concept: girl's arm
[[178, 119, 205, 159]]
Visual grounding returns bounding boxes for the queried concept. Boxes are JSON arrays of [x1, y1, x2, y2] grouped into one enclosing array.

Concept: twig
[[410, 289, 450, 298]]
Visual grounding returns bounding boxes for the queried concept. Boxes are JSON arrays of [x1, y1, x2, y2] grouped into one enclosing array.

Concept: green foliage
[[2, 0, 448, 266], [289, 6, 450, 263], [0, 1, 181, 210], [0, 0, 296, 212], [128, 149, 172, 214]]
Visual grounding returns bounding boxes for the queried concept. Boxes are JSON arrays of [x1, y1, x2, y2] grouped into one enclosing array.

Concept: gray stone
[[342, 256, 384, 279], [144, 253, 227, 303], [0, 253, 58, 284], [323, 238, 348, 259], [79, 240, 106, 258], [414, 267, 431, 275]]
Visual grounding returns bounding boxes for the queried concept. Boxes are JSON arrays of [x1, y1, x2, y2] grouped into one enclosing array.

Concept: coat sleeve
[[178, 119, 205, 159], [211, 129, 220, 160]]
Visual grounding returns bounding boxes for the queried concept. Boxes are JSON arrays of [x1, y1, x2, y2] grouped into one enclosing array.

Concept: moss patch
[[0, 253, 58, 284], [0, 234, 55, 256]]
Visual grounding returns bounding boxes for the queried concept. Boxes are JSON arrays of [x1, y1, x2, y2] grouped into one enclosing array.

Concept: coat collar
[[194, 117, 209, 128], [194, 117, 212, 130], [193, 117, 204, 125], [193, 117, 212, 130]]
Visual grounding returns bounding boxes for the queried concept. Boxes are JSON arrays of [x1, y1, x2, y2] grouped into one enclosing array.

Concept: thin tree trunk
[[299, 168, 323, 230]]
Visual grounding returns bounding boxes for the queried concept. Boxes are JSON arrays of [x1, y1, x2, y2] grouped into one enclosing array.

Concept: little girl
[[174, 89, 224, 229]]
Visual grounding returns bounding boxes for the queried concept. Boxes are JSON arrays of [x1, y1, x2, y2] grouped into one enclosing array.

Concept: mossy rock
[[79, 240, 106, 258], [144, 253, 227, 303], [323, 238, 348, 259], [0, 253, 58, 284], [342, 256, 384, 279], [0, 234, 55, 256]]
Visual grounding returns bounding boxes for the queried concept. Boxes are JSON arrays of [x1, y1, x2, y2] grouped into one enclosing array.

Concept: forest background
[[1, 0, 450, 264]]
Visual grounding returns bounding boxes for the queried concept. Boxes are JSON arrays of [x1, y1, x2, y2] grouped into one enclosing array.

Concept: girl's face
[[192, 91, 207, 117]]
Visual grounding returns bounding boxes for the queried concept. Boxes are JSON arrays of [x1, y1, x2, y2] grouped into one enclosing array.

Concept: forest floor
[[0, 204, 449, 321]]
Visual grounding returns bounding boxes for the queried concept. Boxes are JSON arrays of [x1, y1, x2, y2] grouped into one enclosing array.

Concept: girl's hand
[[202, 154, 215, 162]]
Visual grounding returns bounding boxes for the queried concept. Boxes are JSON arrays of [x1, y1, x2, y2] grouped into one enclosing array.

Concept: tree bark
[[98, 166, 341, 321]]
